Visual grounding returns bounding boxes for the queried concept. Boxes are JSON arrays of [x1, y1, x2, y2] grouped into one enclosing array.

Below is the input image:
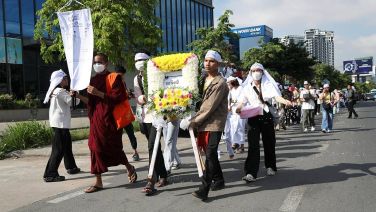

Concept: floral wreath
[[146, 53, 200, 120]]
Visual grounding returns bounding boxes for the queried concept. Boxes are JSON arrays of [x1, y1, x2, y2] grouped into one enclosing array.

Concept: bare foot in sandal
[[142, 181, 157, 196], [128, 165, 137, 183], [84, 185, 103, 193]]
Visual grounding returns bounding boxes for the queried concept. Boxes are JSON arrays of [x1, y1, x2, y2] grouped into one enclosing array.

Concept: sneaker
[[303, 128, 308, 132], [321, 129, 327, 133], [311, 127, 315, 132], [44, 175, 65, 182], [192, 189, 208, 201], [242, 174, 256, 183], [132, 153, 140, 161], [67, 167, 81, 175], [266, 168, 276, 176], [326, 129, 331, 133], [171, 163, 181, 170]]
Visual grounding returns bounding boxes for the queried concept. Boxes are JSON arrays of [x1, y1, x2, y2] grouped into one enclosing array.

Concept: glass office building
[[0, 0, 213, 98], [231, 25, 273, 59]]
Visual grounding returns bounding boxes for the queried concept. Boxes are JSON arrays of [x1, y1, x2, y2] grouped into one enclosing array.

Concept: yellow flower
[[152, 53, 193, 72]]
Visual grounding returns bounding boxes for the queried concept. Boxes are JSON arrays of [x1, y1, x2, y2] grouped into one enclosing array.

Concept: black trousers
[[347, 101, 358, 118], [124, 123, 137, 150], [44, 128, 78, 178], [145, 123, 168, 181], [245, 113, 277, 178], [199, 131, 224, 195]]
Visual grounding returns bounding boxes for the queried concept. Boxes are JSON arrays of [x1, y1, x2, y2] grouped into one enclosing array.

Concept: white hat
[[323, 84, 330, 88], [226, 76, 236, 82], [304, 81, 309, 85], [205, 50, 222, 63], [134, 53, 150, 61], [43, 70, 67, 104]]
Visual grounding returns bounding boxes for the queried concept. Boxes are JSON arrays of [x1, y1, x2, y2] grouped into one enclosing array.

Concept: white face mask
[[252, 72, 263, 81], [135, 61, 145, 71], [93, 63, 105, 73]]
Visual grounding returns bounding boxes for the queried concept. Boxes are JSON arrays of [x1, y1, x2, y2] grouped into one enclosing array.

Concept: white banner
[[57, 8, 93, 91]]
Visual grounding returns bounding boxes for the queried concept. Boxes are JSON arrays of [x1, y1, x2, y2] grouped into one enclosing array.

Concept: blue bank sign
[[343, 57, 373, 74], [232, 26, 266, 38]]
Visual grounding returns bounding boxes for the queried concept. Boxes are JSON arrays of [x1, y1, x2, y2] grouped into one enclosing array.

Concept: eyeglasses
[[94, 61, 104, 64]]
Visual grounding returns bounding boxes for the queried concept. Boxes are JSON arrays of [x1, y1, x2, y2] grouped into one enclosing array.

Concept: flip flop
[[84, 185, 103, 193], [128, 165, 137, 183]]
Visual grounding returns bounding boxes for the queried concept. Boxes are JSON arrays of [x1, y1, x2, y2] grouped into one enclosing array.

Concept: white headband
[[247, 62, 281, 96], [43, 70, 67, 104], [205, 50, 222, 63], [134, 53, 150, 61]]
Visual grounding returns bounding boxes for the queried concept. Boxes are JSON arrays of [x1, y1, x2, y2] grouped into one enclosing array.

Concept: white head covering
[[43, 70, 67, 104], [134, 53, 150, 61], [226, 76, 236, 82], [304, 81, 309, 85], [247, 62, 281, 96], [323, 84, 330, 88], [205, 50, 222, 63]]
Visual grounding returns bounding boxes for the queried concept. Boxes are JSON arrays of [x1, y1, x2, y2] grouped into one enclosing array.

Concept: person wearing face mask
[[43, 70, 81, 182], [74, 53, 137, 193], [236, 63, 292, 183], [132, 52, 169, 195]]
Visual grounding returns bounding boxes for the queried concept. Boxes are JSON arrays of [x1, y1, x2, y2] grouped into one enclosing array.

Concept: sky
[[213, 0, 376, 70]]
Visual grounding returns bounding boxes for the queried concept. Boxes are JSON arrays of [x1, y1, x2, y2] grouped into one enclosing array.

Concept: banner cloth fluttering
[[57, 8, 93, 91]]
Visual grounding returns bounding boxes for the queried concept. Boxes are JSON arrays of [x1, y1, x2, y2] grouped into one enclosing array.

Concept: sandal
[[84, 185, 103, 193], [156, 178, 168, 187], [128, 165, 137, 183], [142, 181, 157, 196]]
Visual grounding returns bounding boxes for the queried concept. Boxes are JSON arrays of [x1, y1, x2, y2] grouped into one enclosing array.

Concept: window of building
[[160, 0, 167, 52], [194, 2, 199, 39], [181, 0, 187, 51], [186, 0, 192, 46], [171, 0, 177, 51], [21, 0, 35, 38], [4, 0, 21, 36], [176, 0, 182, 51], [0, 0, 4, 36], [0, 63, 7, 93], [166, 0, 172, 51]]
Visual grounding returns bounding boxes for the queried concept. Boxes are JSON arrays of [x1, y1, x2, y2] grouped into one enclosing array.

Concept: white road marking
[[47, 182, 110, 204], [318, 144, 329, 151], [279, 186, 307, 212]]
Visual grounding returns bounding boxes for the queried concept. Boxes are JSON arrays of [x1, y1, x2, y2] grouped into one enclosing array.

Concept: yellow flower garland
[[152, 53, 193, 72]]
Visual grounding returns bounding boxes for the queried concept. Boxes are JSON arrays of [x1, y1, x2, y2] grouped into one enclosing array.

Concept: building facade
[[0, 0, 213, 98], [279, 35, 304, 46], [304, 29, 334, 67], [231, 25, 273, 59]]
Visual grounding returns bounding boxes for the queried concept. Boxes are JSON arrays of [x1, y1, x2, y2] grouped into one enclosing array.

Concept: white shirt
[[300, 88, 316, 110], [240, 81, 281, 112], [133, 73, 152, 123], [228, 86, 243, 114], [49, 88, 79, 129]]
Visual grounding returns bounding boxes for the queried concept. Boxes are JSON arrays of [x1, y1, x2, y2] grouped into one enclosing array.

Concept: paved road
[[3, 101, 376, 212]]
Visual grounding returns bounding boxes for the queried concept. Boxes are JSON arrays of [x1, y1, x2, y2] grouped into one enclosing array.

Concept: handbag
[[239, 105, 263, 119], [252, 86, 278, 118], [106, 73, 135, 130]]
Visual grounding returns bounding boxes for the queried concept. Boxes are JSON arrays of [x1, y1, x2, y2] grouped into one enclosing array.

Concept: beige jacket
[[191, 75, 229, 132]]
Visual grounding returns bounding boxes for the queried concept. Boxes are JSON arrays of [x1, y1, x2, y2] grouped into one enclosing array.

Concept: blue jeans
[[321, 108, 333, 131]]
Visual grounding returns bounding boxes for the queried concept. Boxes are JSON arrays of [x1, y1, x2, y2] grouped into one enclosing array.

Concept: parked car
[[364, 93, 375, 101]]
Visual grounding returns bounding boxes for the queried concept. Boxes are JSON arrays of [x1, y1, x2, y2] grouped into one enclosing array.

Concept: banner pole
[[147, 126, 162, 179], [189, 128, 204, 177]]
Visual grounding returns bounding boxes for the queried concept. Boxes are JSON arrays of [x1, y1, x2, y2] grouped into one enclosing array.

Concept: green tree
[[313, 63, 350, 89], [34, 0, 161, 66], [241, 40, 316, 83], [188, 10, 239, 63]]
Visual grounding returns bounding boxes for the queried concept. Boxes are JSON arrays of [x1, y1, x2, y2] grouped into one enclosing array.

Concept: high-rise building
[[279, 35, 304, 46], [0, 0, 213, 98], [231, 25, 273, 59], [304, 29, 334, 67]]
